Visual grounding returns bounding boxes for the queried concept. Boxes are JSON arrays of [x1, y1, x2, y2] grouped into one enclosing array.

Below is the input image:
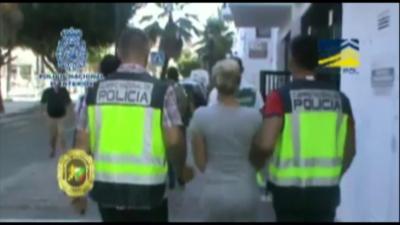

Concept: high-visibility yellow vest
[[268, 81, 352, 188], [86, 72, 169, 207], [88, 105, 167, 185]]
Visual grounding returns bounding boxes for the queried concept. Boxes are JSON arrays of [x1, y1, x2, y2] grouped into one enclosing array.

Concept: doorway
[[301, 3, 343, 90]]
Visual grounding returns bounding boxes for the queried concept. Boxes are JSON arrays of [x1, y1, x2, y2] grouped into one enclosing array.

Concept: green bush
[[177, 50, 201, 78]]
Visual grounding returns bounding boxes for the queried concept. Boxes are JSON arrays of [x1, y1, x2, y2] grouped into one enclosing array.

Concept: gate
[[259, 70, 291, 101]]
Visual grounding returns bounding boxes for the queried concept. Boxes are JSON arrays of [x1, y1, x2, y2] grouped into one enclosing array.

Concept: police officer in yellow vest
[[251, 35, 356, 222], [73, 28, 191, 222]]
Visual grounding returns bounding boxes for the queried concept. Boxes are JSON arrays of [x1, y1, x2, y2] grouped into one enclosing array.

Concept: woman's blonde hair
[[212, 59, 241, 95]]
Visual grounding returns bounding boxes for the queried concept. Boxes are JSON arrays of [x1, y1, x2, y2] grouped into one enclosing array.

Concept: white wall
[[0, 47, 40, 99], [279, 3, 311, 41], [276, 3, 311, 71], [276, 38, 285, 71], [232, 27, 278, 91], [337, 3, 399, 222]]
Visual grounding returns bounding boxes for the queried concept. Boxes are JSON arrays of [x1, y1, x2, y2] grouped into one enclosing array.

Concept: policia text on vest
[[97, 80, 153, 105]]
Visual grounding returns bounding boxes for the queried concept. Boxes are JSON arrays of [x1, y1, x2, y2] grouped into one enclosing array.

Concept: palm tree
[[139, 3, 201, 79], [177, 49, 201, 78], [195, 17, 234, 74], [0, 3, 24, 99]]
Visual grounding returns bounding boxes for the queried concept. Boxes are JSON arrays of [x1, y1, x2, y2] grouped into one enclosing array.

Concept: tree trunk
[[0, 49, 16, 100], [40, 55, 45, 73], [42, 55, 57, 74], [160, 56, 170, 80], [0, 60, 3, 113], [6, 47, 12, 99], [0, 79, 3, 113]]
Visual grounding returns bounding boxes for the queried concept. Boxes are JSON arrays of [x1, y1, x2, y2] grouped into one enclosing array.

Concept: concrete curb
[[0, 103, 40, 120]]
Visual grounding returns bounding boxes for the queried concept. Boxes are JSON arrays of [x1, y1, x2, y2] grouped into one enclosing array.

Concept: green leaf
[[155, 3, 165, 8], [176, 18, 193, 29], [144, 21, 163, 43], [157, 11, 168, 20], [195, 17, 233, 67], [178, 18, 199, 35], [139, 15, 154, 24], [176, 3, 186, 11], [184, 13, 199, 22], [190, 26, 202, 37], [192, 38, 206, 47], [178, 27, 192, 43]]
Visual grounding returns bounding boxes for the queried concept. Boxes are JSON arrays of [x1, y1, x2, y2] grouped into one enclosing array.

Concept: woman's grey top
[[188, 104, 263, 221]]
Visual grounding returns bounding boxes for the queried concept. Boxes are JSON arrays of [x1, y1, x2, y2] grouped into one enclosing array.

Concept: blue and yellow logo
[[318, 39, 360, 68]]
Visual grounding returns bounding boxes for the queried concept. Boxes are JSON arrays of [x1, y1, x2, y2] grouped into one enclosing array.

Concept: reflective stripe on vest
[[88, 105, 167, 185], [269, 89, 348, 187]]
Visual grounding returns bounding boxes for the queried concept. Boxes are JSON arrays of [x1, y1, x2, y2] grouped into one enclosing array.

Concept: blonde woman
[[188, 59, 263, 222]]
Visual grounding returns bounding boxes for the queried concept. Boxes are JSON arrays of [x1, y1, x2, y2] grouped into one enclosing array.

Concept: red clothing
[[262, 90, 284, 118], [262, 90, 355, 127]]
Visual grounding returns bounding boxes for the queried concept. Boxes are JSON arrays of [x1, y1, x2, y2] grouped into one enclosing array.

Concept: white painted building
[[0, 47, 45, 101], [228, 3, 399, 222], [230, 26, 280, 94]]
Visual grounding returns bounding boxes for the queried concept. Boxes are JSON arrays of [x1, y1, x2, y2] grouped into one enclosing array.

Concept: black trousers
[[98, 199, 168, 222], [168, 162, 176, 189], [269, 182, 339, 222], [274, 204, 336, 222]]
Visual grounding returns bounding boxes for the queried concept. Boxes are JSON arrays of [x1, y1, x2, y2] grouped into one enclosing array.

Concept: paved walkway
[[0, 106, 276, 222], [0, 101, 39, 118]]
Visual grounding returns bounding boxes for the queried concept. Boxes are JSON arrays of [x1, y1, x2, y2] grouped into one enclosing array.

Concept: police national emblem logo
[[57, 149, 94, 197], [55, 27, 88, 73]]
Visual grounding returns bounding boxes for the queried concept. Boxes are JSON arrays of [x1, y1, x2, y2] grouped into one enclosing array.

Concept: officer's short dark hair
[[167, 67, 179, 82], [117, 27, 150, 60], [230, 56, 244, 74], [100, 54, 121, 77], [290, 35, 318, 71]]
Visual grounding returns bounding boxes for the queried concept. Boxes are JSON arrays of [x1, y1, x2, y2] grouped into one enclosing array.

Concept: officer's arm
[[164, 126, 186, 175], [251, 90, 284, 169], [75, 130, 89, 152], [253, 117, 283, 169], [163, 86, 186, 178], [342, 117, 356, 176]]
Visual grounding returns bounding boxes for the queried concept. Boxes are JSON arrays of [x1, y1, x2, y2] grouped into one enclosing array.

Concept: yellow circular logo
[[57, 149, 94, 197]]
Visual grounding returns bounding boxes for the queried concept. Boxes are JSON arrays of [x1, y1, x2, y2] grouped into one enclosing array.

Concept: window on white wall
[[248, 40, 268, 59], [256, 27, 271, 39], [19, 65, 32, 81]]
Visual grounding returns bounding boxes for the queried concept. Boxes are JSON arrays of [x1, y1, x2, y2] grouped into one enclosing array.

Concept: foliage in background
[[195, 17, 234, 73], [139, 3, 201, 79], [87, 46, 112, 72], [177, 49, 201, 78], [0, 3, 24, 97], [15, 3, 137, 73], [0, 3, 23, 69]]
